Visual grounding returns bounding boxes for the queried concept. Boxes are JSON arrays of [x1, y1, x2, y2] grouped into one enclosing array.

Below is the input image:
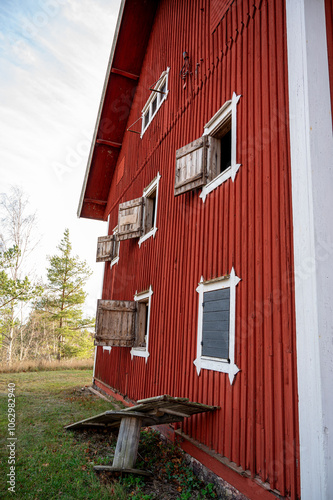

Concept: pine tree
[[41, 229, 94, 360]]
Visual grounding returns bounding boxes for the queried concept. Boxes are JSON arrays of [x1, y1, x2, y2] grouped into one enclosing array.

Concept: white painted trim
[[138, 173, 161, 247], [92, 346, 97, 383], [286, 0, 333, 498], [130, 285, 153, 362], [110, 225, 120, 267], [200, 92, 241, 203], [110, 256, 119, 268], [194, 268, 241, 384], [141, 68, 170, 138], [102, 346, 112, 353]]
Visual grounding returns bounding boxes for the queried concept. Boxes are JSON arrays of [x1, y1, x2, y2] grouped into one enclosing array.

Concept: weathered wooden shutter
[[117, 197, 144, 240], [96, 235, 115, 262], [135, 302, 147, 347], [95, 299, 136, 347], [206, 136, 221, 183], [143, 195, 155, 233], [202, 288, 230, 359], [174, 137, 208, 196]]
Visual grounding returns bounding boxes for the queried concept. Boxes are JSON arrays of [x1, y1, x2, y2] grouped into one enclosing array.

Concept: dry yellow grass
[[0, 358, 94, 373]]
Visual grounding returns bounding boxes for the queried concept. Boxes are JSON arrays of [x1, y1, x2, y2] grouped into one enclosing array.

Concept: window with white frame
[[193, 267, 241, 384], [117, 174, 161, 244], [139, 173, 160, 246], [130, 286, 153, 361], [174, 92, 241, 201], [141, 68, 169, 137]]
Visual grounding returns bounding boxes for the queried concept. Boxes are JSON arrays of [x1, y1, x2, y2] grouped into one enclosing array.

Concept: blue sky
[[0, 0, 121, 315]]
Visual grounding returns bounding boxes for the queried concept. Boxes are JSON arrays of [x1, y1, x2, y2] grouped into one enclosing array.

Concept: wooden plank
[[112, 416, 142, 469], [93, 466, 152, 476]]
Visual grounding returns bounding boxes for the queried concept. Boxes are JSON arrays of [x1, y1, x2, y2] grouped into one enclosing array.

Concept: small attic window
[[141, 68, 170, 137]]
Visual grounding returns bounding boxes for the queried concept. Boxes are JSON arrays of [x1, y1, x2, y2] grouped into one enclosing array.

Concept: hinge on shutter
[[201, 341, 203, 346]]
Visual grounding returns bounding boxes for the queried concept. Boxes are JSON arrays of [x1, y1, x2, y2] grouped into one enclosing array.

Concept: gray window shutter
[[96, 235, 115, 262], [202, 288, 230, 359], [95, 299, 136, 347], [117, 197, 144, 241], [174, 137, 208, 196]]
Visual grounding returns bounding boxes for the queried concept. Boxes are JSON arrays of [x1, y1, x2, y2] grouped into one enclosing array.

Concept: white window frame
[[141, 68, 170, 138], [130, 285, 153, 361], [138, 173, 161, 247], [200, 92, 241, 203], [110, 225, 120, 268], [194, 267, 241, 384]]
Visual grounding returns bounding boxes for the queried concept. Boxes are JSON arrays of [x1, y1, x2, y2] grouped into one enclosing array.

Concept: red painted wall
[[95, 0, 300, 497], [325, 0, 333, 122]]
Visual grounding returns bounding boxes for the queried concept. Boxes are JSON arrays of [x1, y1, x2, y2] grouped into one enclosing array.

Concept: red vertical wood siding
[[95, 0, 300, 497]]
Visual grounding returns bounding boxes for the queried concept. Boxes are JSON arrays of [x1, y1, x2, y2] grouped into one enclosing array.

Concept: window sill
[[130, 347, 150, 362], [138, 227, 157, 247], [110, 256, 119, 268], [199, 163, 241, 203], [194, 355, 240, 384]]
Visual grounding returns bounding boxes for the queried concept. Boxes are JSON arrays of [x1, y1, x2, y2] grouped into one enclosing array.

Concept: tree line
[[0, 187, 94, 364]]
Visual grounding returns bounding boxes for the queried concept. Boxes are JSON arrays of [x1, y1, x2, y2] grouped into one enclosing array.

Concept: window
[[95, 289, 152, 357], [117, 173, 161, 244], [110, 226, 120, 268], [174, 92, 241, 201], [141, 68, 170, 137], [130, 286, 153, 361], [139, 173, 161, 246], [193, 268, 241, 384]]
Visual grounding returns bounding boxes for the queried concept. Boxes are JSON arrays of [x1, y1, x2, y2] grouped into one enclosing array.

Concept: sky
[[0, 0, 121, 317]]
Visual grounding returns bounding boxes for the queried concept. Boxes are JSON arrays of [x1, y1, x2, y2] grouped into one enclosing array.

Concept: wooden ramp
[[66, 394, 218, 475]]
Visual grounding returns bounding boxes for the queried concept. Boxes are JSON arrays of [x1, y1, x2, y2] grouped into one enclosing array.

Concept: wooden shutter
[[135, 302, 147, 347], [117, 197, 144, 240], [174, 137, 208, 196], [96, 235, 115, 262], [95, 299, 136, 347], [202, 288, 230, 359], [206, 136, 221, 183]]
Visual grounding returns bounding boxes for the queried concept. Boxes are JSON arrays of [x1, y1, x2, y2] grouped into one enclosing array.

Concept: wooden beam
[[111, 67, 140, 80], [112, 416, 142, 469], [96, 139, 122, 149], [84, 198, 107, 206], [94, 466, 152, 476]]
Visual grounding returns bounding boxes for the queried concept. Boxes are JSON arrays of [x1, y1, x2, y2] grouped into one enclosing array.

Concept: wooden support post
[[112, 416, 142, 469]]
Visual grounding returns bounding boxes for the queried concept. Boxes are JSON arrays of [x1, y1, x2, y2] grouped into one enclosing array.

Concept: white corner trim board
[[286, 0, 333, 498], [200, 92, 241, 203], [130, 285, 153, 362], [194, 267, 241, 384]]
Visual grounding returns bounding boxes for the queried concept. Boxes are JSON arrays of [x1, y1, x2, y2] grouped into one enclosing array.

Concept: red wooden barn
[[78, 1, 333, 498]]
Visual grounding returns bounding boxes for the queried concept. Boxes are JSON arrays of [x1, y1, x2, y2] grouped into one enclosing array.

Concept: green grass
[[0, 370, 119, 499], [0, 371, 218, 499]]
